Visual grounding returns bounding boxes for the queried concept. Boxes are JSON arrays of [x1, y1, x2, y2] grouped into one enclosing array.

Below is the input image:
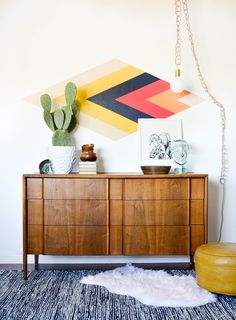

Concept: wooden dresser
[[23, 173, 208, 279]]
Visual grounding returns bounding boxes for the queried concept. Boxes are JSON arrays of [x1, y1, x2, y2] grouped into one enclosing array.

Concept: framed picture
[[138, 119, 182, 166]]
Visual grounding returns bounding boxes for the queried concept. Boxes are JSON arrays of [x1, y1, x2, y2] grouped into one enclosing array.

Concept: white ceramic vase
[[47, 146, 76, 174]]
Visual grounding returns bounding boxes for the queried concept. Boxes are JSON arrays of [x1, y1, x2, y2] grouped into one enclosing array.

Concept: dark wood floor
[[0, 263, 193, 271]]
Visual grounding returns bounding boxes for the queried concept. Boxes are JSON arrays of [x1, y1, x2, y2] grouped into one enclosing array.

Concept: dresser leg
[[190, 254, 194, 269], [35, 255, 39, 271], [23, 253, 28, 280]]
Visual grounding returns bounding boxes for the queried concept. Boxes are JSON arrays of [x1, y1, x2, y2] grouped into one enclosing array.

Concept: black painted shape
[[87, 73, 160, 122]]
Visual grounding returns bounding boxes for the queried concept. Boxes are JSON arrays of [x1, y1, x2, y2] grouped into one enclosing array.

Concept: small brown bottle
[[80, 144, 97, 161]]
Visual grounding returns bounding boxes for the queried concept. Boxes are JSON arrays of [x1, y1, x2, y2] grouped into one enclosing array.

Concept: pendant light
[[170, 0, 227, 241]]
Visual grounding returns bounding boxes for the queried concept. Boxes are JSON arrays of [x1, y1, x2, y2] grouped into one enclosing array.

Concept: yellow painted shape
[[55, 65, 143, 104], [80, 100, 137, 133], [79, 112, 128, 140], [147, 89, 190, 113]]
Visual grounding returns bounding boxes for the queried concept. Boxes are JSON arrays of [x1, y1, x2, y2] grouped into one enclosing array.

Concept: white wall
[[0, 0, 235, 263]]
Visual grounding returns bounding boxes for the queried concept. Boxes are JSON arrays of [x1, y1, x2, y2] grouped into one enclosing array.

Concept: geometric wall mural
[[26, 59, 204, 140]]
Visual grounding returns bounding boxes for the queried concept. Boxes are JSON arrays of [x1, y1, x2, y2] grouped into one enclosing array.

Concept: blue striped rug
[[0, 269, 236, 320]]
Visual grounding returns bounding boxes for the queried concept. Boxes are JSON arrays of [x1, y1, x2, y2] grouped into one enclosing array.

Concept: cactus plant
[[40, 82, 78, 146]]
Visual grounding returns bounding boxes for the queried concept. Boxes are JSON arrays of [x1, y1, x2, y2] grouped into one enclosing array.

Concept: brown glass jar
[[80, 144, 97, 161]]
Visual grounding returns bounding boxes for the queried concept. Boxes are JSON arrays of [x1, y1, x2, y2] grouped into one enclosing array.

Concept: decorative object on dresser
[[38, 159, 50, 174], [141, 165, 171, 175], [47, 146, 76, 174], [138, 119, 182, 171], [80, 144, 97, 162], [23, 173, 208, 279], [40, 82, 79, 173], [79, 144, 97, 174], [171, 139, 190, 174], [79, 161, 97, 174]]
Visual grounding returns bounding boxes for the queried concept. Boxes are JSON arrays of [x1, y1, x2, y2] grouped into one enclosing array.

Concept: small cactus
[[40, 82, 79, 146]]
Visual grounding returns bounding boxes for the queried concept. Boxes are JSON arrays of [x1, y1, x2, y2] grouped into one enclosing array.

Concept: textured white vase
[[47, 146, 76, 174]]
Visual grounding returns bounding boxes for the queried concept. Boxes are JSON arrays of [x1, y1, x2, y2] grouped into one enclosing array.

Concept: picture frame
[[138, 119, 182, 166]]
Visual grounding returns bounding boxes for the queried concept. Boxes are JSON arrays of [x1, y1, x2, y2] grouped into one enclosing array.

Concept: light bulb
[[170, 69, 184, 93]]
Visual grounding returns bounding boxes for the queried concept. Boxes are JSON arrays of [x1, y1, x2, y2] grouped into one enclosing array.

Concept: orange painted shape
[[147, 89, 190, 113]]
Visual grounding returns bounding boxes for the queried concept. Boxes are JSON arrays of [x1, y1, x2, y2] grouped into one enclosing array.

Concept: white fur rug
[[80, 264, 217, 307]]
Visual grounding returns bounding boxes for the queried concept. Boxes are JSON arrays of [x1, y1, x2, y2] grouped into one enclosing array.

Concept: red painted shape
[[116, 80, 174, 118]]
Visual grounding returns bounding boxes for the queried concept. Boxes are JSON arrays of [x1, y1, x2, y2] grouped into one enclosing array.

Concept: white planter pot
[[47, 146, 76, 174]]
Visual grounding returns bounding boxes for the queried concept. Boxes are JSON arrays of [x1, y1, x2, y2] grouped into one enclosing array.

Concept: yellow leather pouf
[[195, 242, 236, 295]]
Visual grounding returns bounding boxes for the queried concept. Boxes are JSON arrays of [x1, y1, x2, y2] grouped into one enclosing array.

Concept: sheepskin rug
[[80, 264, 217, 307]]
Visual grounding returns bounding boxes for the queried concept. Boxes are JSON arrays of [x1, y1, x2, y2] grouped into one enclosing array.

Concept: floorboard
[[0, 263, 193, 270]]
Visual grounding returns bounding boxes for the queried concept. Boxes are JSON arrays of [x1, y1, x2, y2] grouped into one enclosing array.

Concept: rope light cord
[[174, 0, 227, 242], [175, 0, 182, 70]]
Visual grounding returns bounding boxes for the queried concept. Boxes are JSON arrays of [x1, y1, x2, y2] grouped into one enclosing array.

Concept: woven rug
[[0, 269, 236, 320]]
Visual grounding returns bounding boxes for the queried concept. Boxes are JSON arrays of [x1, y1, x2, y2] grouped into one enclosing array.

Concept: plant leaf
[[68, 115, 77, 132], [71, 100, 79, 115], [43, 111, 55, 131], [40, 94, 51, 112], [63, 106, 72, 130], [65, 82, 77, 105], [54, 109, 64, 129]]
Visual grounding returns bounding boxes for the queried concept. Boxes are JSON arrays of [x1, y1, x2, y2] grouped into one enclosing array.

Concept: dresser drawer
[[44, 226, 108, 255], [124, 200, 189, 225], [124, 179, 189, 200], [27, 178, 42, 199], [191, 225, 205, 255], [44, 200, 108, 225], [27, 200, 43, 225], [27, 225, 43, 254], [124, 226, 189, 255], [191, 200, 204, 224], [191, 178, 205, 199], [44, 178, 107, 199]]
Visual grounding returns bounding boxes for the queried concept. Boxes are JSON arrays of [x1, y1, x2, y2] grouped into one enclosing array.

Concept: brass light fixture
[[170, 0, 184, 93]]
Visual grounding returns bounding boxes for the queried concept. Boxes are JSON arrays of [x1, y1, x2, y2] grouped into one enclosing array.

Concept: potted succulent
[[40, 82, 79, 173]]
